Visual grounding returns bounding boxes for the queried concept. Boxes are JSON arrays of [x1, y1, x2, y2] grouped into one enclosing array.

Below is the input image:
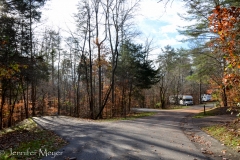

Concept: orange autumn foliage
[[209, 5, 240, 87], [209, 6, 240, 58], [208, 5, 240, 105]]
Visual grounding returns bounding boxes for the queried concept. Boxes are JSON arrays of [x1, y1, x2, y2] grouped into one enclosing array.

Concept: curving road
[[33, 106, 212, 160]]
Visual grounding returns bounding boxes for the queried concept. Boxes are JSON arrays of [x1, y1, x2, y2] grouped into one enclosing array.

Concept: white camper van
[[179, 95, 193, 105], [202, 94, 211, 102]]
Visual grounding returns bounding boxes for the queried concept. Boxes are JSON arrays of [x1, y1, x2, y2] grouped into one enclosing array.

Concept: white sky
[[41, 0, 78, 33], [40, 0, 190, 59]]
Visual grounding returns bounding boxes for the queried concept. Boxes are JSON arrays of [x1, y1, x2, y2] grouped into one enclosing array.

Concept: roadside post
[[204, 105, 206, 115]]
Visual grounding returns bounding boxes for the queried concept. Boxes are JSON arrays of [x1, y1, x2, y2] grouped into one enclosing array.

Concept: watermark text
[[0, 148, 63, 158]]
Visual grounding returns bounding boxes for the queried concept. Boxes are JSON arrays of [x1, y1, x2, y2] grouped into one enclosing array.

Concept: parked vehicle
[[201, 94, 211, 102], [179, 95, 193, 105], [169, 95, 193, 105]]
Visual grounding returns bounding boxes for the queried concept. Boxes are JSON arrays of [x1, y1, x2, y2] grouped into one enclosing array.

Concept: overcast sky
[[41, 0, 189, 59]]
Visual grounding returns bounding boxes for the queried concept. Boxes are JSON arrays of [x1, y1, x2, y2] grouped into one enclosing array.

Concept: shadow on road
[[33, 106, 210, 160]]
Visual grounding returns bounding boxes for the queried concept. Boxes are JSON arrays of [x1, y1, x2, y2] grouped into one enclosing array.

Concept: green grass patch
[[202, 120, 240, 151], [0, 118, 37, 135], [193, 107, 228, 118], [98, 112, 157, 122], [0, 118, 67, 160], [193, 111, 216, 118]]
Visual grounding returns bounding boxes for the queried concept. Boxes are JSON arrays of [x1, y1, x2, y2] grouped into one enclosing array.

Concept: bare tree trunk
[[21, 78, 28, 118], [0, 86, 6, 129], [76, 72, 81, 117], [94, 0, 108, 119], [31, 82, 36, 116], [87, 5, 94, 119], [222, 87, 228, 108], [8, 85, 19, 127], [128, 82, 133, 113], [57, 49, 61, 115], [121, 84, 125, 117], [199, 79, 202, 104], [29, 0, 36, 117]]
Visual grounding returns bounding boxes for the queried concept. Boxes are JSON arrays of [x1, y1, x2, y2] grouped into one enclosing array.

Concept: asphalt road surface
[[33, 106, 213, 160]]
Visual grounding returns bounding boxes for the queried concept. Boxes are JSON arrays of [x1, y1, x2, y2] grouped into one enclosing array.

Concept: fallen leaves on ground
[[0, 119, 67, 160], [202, 118, 240, 151]]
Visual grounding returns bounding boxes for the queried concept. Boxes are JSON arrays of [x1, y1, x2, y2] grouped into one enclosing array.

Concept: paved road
[[33, 106, 212, 160]]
